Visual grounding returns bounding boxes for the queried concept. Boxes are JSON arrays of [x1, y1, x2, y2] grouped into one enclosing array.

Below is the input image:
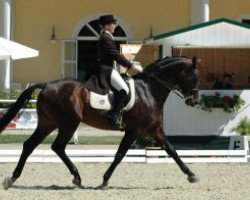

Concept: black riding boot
[[107, 89, 128, 126]]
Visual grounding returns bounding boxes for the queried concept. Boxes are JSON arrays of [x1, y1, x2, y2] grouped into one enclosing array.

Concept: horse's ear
[[192, 56, 201, 70], [192, 56, 197, 70]]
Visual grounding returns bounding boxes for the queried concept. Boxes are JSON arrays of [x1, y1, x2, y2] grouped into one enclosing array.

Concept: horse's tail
[[0, 83, 46, 134]]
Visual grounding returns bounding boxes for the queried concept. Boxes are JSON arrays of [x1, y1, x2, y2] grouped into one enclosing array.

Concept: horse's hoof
[[187, 175, 200, 183], [2, 177, 14, 190], [72, 178, 81, 188], [95, 183, 109, 190]]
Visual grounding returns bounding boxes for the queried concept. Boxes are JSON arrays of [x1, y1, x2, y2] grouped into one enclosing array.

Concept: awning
[[0, 37, 39, 60]]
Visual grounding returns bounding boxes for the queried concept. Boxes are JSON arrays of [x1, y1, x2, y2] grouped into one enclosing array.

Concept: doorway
[[76, 18, 129, 80]]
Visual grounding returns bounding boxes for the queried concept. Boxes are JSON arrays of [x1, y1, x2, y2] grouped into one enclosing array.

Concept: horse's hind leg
[[152, 127, 199, 183], [2, 118, 57, 190], [51, 119, 81, 187]]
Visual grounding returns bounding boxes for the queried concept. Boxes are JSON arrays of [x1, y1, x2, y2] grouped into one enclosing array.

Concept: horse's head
[[176, 57, 200, 107], [135, 56, 200, 107]]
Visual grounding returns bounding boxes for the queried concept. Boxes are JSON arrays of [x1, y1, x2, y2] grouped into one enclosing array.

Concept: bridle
[[127, 59, 198, 101], [140, 71, 197, 101]]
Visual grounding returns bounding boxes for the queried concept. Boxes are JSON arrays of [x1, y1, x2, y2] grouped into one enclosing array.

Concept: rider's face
[[103, 23, 117, 34]]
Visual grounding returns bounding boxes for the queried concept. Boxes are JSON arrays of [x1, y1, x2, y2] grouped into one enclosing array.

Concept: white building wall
[[156, 21, 250, 136], [163, 90, 250, 136]]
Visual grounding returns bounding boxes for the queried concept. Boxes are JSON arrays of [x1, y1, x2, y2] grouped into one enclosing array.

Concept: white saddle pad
[[90, 78, 135, 111]]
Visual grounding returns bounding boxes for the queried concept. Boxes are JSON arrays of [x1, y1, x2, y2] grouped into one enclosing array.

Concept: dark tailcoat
[[84, 31, 133, 94]]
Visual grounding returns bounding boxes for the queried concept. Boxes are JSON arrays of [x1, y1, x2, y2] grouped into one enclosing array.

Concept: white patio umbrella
[[0, 37, 39, 89], [0, 37, 39, 60]]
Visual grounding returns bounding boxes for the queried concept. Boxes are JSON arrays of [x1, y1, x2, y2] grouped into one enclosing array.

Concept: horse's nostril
[[185, 98, 198, 107]]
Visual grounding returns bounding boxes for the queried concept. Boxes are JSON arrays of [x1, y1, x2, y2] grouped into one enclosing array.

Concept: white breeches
[[111, 69, 129, 94]]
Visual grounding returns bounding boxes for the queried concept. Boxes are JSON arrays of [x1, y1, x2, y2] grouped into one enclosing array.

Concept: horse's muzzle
[[186, 89, 199, 107], [185, 95, 199, 107]]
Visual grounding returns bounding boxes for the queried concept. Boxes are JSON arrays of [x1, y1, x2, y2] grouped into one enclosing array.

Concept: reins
[[130, 68, 193, 100], [144, 72, 187, 100]]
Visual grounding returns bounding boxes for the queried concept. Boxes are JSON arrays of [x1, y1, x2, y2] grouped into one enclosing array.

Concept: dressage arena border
[[0, 149, 249, 163]]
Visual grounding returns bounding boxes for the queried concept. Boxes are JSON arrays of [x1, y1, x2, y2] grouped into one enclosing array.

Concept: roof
[[144, 18, 250, 43]]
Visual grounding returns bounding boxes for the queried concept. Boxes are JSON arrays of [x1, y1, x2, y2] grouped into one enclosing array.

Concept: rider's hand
[[132, 62, 143, 73]]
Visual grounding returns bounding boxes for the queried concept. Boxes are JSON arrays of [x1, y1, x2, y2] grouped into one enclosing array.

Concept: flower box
[[198, 92, 245, 113]]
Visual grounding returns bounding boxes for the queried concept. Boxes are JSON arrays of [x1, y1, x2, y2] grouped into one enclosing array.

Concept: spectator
[[213, 73, 233, 89]]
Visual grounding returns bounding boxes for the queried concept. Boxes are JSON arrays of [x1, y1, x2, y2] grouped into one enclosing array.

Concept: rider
[[98, 14, 142, 126]]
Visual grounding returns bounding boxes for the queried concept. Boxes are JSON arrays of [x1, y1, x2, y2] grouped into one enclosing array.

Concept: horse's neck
[[134, 60, 185, 108], [134, 77, 172, 109]]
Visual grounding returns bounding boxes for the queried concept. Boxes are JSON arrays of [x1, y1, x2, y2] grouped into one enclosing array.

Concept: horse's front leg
[[152, 127, 199, 183], [96, 129, 138, 189]]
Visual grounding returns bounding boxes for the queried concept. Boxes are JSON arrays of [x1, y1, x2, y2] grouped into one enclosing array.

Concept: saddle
[[89, 75, 135, 111]]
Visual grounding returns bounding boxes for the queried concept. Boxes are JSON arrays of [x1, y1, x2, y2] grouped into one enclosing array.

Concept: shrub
[[135, 134, 156, 148], [0, 89, 40, 109], [231, 117, 250, 136]]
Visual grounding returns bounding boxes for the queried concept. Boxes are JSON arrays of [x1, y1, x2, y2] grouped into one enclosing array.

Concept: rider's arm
[[101, 35, 133, 69]]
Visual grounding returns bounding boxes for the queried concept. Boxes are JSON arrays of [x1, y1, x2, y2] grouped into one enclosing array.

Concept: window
[[240, 15, 250, 25], [242, 19, 250, 25], [78, 19, 127, 38]]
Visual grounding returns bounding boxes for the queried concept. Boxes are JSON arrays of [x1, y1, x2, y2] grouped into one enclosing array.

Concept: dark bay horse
[[0, 56, 199, 190]]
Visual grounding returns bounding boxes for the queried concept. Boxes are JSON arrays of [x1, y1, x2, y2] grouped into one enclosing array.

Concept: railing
[[0, 99, 37, 103], [146, 150, 249, 163], [0, 149, 248, 163]]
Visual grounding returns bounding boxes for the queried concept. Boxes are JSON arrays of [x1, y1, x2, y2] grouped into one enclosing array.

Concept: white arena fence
[[0, 149, 249, 163], [0, 99, 249, 163]]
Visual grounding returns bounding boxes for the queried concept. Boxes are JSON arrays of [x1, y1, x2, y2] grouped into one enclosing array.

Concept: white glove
[[132, 62, 143, 73]]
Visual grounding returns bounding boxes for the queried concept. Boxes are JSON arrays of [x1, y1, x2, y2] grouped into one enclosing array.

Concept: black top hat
[[99, 14, 117, 26]]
